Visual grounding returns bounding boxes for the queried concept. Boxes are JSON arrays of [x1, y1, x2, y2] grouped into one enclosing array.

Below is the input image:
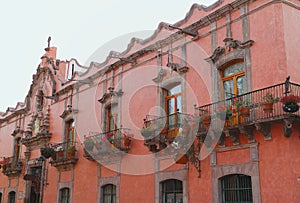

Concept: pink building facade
[[1, 0, 300, 202]]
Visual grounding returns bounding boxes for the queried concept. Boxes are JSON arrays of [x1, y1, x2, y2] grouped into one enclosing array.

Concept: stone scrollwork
[[255, 123, 272, 140], [283, 118, 294, 138]]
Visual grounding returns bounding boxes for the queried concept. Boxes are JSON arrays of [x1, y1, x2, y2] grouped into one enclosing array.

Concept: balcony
[[195, 82, 300, 145], [141, 112, 195, 152], [0, 156, 23, 177], [49, 142, 78, 170], [83, 128, 133, 162]]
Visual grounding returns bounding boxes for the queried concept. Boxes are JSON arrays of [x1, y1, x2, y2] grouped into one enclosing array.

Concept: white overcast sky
[[0, 0, 215, 112]]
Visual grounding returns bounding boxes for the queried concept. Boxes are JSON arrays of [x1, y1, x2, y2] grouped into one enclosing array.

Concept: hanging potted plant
[[280, 94, 300, 113], [83, 137, 94, 151], [262, 93, 279, 113], [40, 147, 55, 159], [201, 114, 211, 128]]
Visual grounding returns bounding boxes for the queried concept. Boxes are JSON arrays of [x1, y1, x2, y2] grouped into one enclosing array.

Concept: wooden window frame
[[219, 60, 245, 98]]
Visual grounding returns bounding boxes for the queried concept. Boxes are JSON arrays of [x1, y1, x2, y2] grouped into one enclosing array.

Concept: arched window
[[65, 119, 74, 149], [59, 188, 70, 203], [8, 191, 16, 203], [102, 184, 116, 203], [220, 174, 253, 203], [220, 61, 246, 100], [161, 179, 183, 203]]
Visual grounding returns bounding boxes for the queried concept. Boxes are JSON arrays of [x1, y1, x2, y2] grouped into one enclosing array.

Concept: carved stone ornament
[[205, 38, 254, 63], [60, 104, 78, 119], [152, 68, 166, 83], [283, 118, 294, 138], [98, 87, 123, 103], [239, 125, 255, 143], [255, 123, 272, 140], [223, 38, 254, 51]]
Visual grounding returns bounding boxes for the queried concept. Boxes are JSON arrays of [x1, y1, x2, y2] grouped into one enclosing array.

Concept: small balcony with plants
[[141, 112, 194, 152], [48, 142, 78, 169], [195, 80, 300, 145], [0, 156, 23, 177], [83, 128, 133, 161]]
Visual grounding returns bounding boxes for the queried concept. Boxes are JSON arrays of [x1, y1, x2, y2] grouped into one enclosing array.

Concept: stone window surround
[[57, 182, 73, 203], [0, 188, 3, 203], [155, 169, 188, 203], [211, 143, 261, 203], [98, 177, 120, 203]]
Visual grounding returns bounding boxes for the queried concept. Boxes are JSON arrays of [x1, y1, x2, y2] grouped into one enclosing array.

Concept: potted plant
[[83, 137, 94, 151], [280, 94, 300, 113], [215, 105, 234, 120], [201, 112, 211, 128], [40, 147, 55, 159], [67, 146, 76, 158], [262, 92, 279, 113], [234, 97, 251, 117], [56, 146, 64, 159], [140, 126, 155, 139]]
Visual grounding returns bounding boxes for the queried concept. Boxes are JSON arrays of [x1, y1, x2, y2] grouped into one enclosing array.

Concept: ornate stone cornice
[[98, 88, 123, 104], [60, 105, 78, 119], [205, 38, 254, 63]]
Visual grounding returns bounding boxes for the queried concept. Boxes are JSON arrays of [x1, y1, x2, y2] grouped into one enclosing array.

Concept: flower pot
[[282, 103, 299, 113], [262, 102, 274, 114], [239, 107, 250, 117], [57, 151, 63, 159], [95, 142, 102, 150], [67, 151, 75, 158], [140, 130, 153, 139], [201, 116, 211, 127], [124, 138, 131, 147], [84, 143, 94, 151]]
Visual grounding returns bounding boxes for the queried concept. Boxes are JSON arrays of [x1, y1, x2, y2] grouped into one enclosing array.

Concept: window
[[59, 188, 70, 203], [13, 137, 21, 168], [102, 184, 116, 203], [221, 62, 246, 100], [0, 192, 2, 203], [161, 179, 183, 203], [221, 174, 253, 203], [65, 119, 74, 149], [165, 84, 182, 129], [106, 105, 117, 132], [8, 191, 16, 203]]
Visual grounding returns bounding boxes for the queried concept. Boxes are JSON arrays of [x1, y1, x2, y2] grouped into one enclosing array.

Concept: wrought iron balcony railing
[[195, 82, 300, 138], [0, 156, 23, 177], [49, 142, 78, 168], [141, 112, 195, 152], [83, 128, 133, 157]]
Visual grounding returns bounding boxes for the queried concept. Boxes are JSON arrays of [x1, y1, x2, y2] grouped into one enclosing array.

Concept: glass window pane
[[177, 96, 182, 113], [223, 62, 244, 77], [237, 75, 246, 95], [102, 184, 116, 203], [168, 98, 175, 115], [223, 79, 234, 100], [221, 174, 253, 203], [162, 180, 183, 203], [169, 85, 181, 95]]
